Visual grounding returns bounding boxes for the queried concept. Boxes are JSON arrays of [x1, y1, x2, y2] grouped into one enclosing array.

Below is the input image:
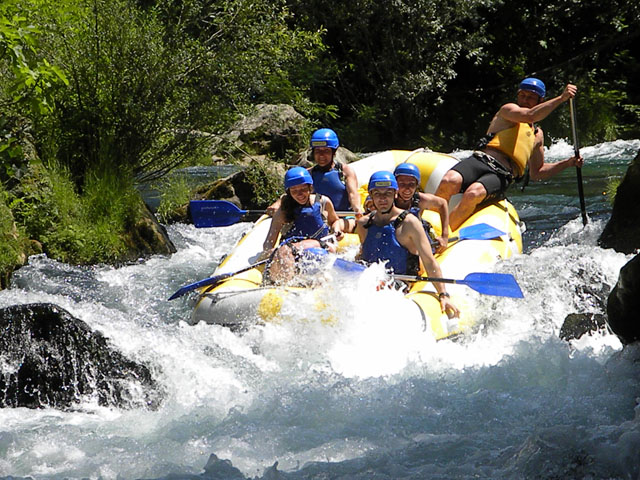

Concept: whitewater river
[[1, 140, 640, 479]]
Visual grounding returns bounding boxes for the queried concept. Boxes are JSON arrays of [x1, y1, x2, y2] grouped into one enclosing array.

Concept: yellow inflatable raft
[[189, 149, 524, 340]]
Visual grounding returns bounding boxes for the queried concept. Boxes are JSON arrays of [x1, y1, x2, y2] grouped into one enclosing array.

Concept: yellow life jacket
[[485, 123, 535, 177]]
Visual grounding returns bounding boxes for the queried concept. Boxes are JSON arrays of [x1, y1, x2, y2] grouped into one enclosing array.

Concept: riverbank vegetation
[[1, 0, 639, 275]]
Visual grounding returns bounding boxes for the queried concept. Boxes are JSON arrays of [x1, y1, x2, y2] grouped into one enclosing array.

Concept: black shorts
[[450, 154, 512, 202]]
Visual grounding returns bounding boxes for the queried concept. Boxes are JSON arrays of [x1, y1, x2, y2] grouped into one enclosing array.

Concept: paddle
[[569, 97, 588, 226], [189, 200, 269, 228], [169, 229, 333, 300], [190, 200, 353, 228], [394, 272, 524, 298], [331, 258, 523, 298], [449, 223, 505, 243], [168, 258, 270, 300]]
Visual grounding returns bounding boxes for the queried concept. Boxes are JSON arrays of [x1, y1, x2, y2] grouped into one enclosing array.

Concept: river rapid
[[1, 140, 640, 479]]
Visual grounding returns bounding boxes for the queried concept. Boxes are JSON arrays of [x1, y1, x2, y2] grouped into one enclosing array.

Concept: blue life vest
[[360, 211, 419, 275], [310, 163, 350, 211], [282, 195, 330, 242]]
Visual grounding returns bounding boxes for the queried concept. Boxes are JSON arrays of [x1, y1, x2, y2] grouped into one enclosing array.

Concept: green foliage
[[0, 1, 68, 166], [243, 159, 282, 206], [0, 183, 29, 285], [155, 174, 192, 224], [9, 163, 138, 264], [28, 0, 329, 187], [287, 0, 493, 149], [0, 5, 68, 114], [606, 176, 622, 205]]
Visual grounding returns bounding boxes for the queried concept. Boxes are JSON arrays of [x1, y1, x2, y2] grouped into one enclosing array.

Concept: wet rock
[[560, 313, 607, 341], [0, 303, 162, 409], [599, 149, 640, 253], [213, 104, 308, 160], [192, 161, 286, 210], [121, 199, 176, 260], [202, 454, 246, 479], [607, 254, 640, 344]]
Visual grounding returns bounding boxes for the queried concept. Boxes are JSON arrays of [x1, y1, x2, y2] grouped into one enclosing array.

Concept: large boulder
[[599, 149, 640, 253], [0, 303, 162, 409], [213, 104, 308, 160], [121, 199, 176, 261], [607, 254, 640, 344]]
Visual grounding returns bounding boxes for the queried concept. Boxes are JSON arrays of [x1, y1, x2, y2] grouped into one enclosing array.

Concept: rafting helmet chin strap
[[380, 204, 394, 215]]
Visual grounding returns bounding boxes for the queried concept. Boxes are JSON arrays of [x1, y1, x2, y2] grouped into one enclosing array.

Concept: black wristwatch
[[438, 292, 450, 300]]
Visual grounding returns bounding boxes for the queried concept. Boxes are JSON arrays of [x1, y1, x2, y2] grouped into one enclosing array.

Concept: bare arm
[[400, 217, 459, 317], [342, 164, 364, 217], [354, 214, 370, 245], [528, 129, 585, 181], [265, 197, 282, 217], [323, 197, 344, 240], [262, 205, 286, 252], [418, 192, 450, 246], [499, 84, 577, 125]]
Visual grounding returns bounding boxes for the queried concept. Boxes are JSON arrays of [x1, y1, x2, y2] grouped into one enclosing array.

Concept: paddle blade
[[457, 223, 506, 241], [460, 272, 524, 298], [333, 257, 367, 273], [189, 200, 247, 228]]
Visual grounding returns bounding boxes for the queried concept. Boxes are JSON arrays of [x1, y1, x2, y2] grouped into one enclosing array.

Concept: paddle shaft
[[394, 271, 523, 298], [239, 210, 353, 216], [169, 231, 335, 300], [190, 199, 357, 228], [569, 98, 588, 226], [168, 258, 269, 300], [395, 275, 460, 285]]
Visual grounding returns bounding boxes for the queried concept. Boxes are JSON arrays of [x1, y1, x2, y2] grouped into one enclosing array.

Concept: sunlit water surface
[[1, 140, 640, 479]]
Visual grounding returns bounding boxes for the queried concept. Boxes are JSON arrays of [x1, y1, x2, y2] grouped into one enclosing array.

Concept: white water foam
[[2, 140, 640, 478]]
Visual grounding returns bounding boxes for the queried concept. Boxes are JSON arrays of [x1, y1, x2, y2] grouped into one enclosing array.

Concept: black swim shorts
[[450, 153, 513, 202]]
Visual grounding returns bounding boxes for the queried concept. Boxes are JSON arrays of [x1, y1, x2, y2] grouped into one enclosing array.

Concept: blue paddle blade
[[332, 257, 367, 273], [457, 223, 506, 241], [168, 275, 228, 300], [190, 200, 247, 228], [460, 272, 523, 298]]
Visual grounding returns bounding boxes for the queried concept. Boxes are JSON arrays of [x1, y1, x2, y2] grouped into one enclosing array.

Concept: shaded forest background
[[1, 0, 640, 268], [3, 0, 640, 180]]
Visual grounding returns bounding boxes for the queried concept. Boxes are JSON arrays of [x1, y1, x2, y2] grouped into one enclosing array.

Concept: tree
[[286, 0, 492, 150], [32, 0, 326, 186], [0, 0, 67, 180]]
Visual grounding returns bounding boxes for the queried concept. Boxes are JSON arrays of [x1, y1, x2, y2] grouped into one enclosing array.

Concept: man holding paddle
[[356, 171, 460, 318], [436, 78, 585, 231]]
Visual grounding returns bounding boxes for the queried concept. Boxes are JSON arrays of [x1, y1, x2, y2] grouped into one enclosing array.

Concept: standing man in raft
[[435, 78, 585, 232]]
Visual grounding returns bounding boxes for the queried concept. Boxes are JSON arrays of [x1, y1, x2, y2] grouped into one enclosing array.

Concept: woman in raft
[[260, 166, 348, 284]]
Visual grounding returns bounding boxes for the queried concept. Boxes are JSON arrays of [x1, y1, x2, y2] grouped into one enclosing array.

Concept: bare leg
[[436, 170, 462, 199], [265, 239, 328, 284], [448, 182, 488, 231], [265, 244, 297, 284]]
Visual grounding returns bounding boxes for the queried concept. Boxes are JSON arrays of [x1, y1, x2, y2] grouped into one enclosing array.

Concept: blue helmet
[[393, 162, 421, 183], [284, 166, 313, 190], [368, 171, 398, 192], [519, 77, 546, 99], [310, 128, 339, 149]]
